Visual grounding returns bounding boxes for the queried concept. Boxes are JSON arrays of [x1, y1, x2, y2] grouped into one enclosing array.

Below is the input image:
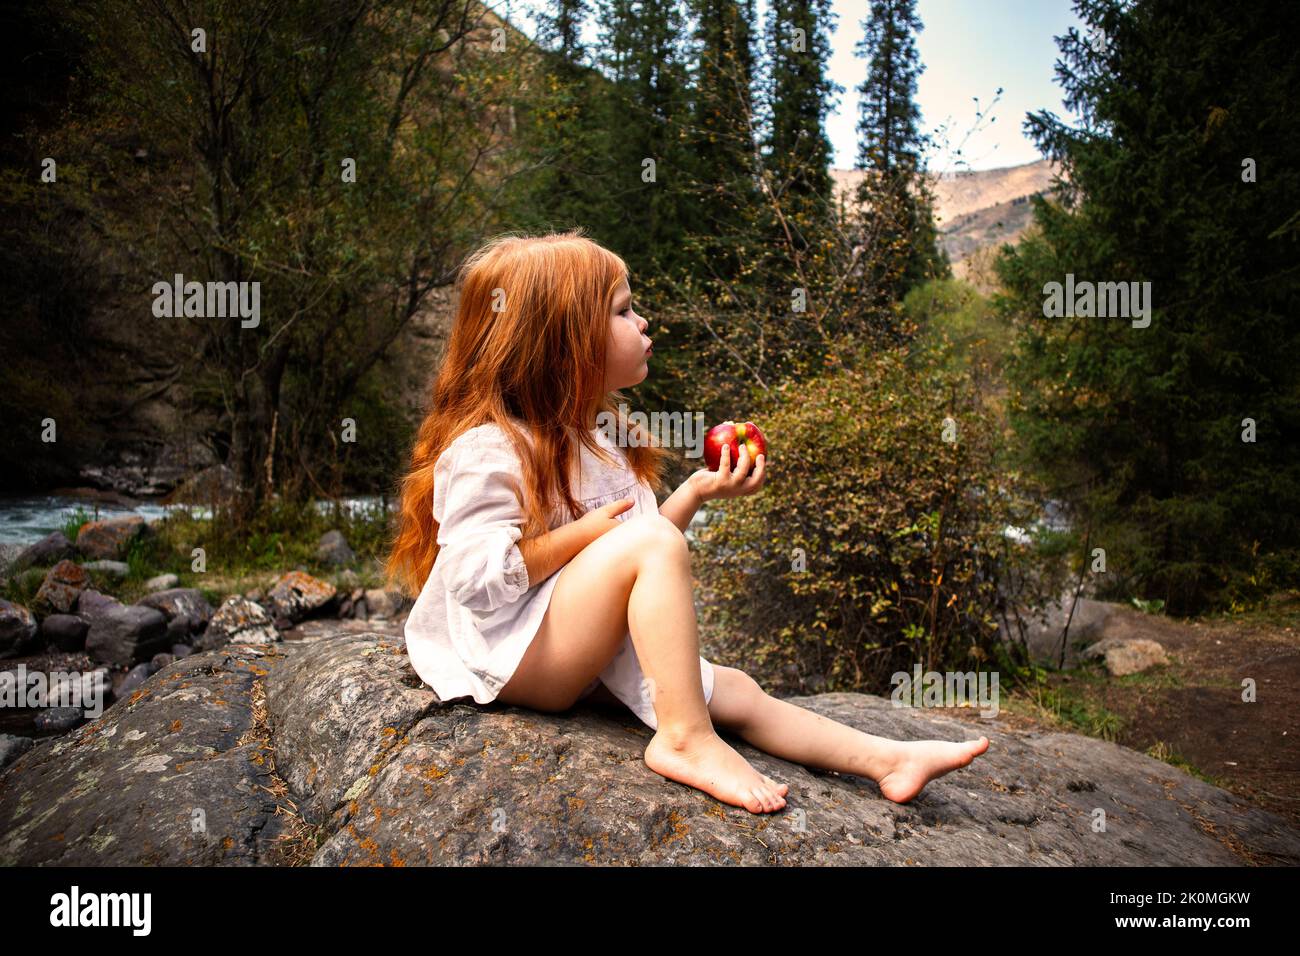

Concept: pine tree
[[996, 0, 1300, 613], [682, 0, 763, 290], [851, 0, 948, 303], [760, 0, 838, 259]]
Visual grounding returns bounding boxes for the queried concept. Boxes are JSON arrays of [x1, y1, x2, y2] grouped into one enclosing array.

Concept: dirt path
[[949, 596, 1300, 832]]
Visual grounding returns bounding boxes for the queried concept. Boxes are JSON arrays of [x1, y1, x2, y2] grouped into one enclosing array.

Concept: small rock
[[363, 588, 407, 620], [316, 530, 356, 567], [171, 644, 193, 658], [144, 573, 179, 592], [75, 515, 149, 561], [149, 652, 174, 673], [33, 560, 91, 615], [0, 599, 39, 659], [81, 560, 130, 579]]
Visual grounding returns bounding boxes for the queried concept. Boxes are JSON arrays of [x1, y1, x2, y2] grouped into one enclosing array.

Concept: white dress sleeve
[[432, 430, 533, 613]]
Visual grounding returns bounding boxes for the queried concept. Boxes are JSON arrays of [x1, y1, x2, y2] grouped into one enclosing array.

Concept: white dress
[[403, 419, 716, 730]]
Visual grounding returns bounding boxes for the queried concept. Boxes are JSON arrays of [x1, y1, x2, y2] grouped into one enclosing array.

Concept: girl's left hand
[[689, 442, 766, 502]]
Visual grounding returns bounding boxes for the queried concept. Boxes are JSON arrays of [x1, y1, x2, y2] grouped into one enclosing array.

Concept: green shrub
[[695, 341, 1043, 696]]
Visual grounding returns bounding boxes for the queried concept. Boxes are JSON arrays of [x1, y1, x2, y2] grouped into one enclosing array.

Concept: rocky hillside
[[832, 159, 1062, 277]]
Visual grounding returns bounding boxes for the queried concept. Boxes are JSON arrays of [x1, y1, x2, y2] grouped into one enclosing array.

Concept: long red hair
[[384, 228, 676, 598]]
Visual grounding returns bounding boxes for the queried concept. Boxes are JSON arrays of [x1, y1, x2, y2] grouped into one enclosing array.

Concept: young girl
[[387, 229, 989, 816]]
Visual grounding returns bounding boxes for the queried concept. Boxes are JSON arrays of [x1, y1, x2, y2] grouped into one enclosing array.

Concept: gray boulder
[[265, 571, 336, 624], [75, 588, 121, 619], [9, 532, 75, 576], [85, 604, 169, 666], [1, 628, 1296, 867], [361, 588, 407, 621], [135, 587, 214, 637], [201, 596, 279, 649], [316, 530, 355, 568], [40, 614, 90, 652]]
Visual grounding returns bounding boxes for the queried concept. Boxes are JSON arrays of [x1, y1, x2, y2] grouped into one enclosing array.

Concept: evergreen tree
[[593, 0, 698, 280], [995, 0, 1300, 613], [681, 0, 763, 290], [852, 0, 948, 303], [760, 0, 838, 259]]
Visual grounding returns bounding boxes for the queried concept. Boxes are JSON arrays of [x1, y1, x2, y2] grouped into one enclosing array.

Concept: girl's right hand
[[575, 497, 635, 540]]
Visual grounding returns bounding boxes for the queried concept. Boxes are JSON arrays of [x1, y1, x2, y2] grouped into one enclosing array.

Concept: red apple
[[703, 420, 768, 474]]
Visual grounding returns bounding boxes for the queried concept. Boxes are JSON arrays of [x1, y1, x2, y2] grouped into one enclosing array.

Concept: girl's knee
[[619, 512, 687, 555]]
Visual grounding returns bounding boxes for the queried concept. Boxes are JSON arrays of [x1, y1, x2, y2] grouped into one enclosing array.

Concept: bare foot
[[875, 736, 990, 803], [645, 728, 789, 814]]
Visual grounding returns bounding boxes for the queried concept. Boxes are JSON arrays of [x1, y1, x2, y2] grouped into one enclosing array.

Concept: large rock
[[315, 530, 355, 568], [84, 604, 169, 666], [1083, 636, 1170, 676], [1007, 593, 1117, 668], [161, 463, 240, 506], [8, 532, 75, 576], [0, 600, 39, 658], [39, 614, 90, 652], [1, 628, 1296, 867], [75, 515, 150, 561], [135, 588, 214, 638], [265, 570, 336, 624], [201, 596, 278, 649], [33, 560, 91, 615]]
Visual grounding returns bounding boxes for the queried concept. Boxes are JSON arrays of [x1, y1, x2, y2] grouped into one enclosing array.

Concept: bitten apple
[[703, 420, 768, 475]]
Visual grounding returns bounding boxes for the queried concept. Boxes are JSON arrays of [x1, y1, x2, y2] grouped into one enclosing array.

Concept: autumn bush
[[694, 339, 1042, 696]]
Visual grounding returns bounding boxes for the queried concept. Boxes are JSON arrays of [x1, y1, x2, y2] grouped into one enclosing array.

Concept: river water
[[0, 492, 389, 548]]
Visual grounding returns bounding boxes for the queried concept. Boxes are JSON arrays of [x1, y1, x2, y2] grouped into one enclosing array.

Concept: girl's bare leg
[[498, 513, 788, 814], [705, 665, 990, 803]]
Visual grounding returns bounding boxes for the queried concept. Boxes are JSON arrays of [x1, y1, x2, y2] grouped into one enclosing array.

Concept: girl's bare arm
[[515, 499, 635, 585], [659, 479, 705, 533]]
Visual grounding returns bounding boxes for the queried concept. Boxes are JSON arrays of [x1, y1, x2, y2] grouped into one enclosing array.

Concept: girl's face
[[604, 279, 652, 391]]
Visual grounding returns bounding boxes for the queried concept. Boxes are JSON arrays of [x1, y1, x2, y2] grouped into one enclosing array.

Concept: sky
[[498, 0, 1084, 172]]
